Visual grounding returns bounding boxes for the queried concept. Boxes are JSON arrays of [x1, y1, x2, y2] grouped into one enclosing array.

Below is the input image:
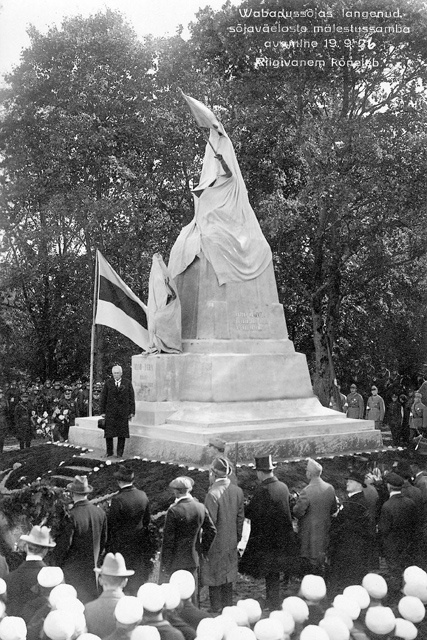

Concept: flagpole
[[89, 250, 99, 416]]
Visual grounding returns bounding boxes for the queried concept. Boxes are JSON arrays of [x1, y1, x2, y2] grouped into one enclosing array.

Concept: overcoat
[[328, 491, 374, 588], [85, 589, 124, 638], [5, 559, 46, 616], [14, 400, 34, 442], [239, 476, 297, 578], [293, 476, 337, 565], [54, 498, 107, 603], [201, 477, 244, 586], [100, 377, 135, 438], [159, 496, 216, 581], [379, 493, 418, 569], [107, 484, 150, 591]]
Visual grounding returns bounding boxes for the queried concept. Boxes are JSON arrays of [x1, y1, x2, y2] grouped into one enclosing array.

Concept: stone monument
[[71, 94, 382, 462]]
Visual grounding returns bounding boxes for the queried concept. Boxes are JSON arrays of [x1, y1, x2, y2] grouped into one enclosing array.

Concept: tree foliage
[[1, 0, 427, 401]]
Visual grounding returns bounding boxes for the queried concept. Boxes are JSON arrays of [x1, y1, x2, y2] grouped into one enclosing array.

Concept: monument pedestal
[[70, 257, 383, 462]]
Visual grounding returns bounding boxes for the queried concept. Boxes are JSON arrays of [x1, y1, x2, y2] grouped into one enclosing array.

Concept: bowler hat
[[114, 464, 135, 483], [21, 525, 56, 548], [67, 475, 93, 494], [208, 437, 226, 451], [211, 457, 231, 476], [255, 454, 276, 471], [385, 472, 404, 488], [345, 470, 367, 487], [94, 552, 134, 577], [169, 476, 194, 491]]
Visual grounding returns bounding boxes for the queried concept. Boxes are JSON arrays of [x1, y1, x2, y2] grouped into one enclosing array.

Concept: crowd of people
[[330, 372, 427, 447], [0, 450, 424, 639]]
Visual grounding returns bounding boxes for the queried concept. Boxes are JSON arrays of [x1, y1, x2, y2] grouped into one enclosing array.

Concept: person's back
[[293, 464, 337, 573]]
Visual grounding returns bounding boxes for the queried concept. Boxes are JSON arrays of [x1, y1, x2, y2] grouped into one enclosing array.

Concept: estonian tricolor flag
[[95, 250, 149, 350]]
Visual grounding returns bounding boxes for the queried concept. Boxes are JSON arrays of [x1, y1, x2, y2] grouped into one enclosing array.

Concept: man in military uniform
[[365, 385, 385, 430], [14, 390, 35, 449], [346, 383, 365, 419]]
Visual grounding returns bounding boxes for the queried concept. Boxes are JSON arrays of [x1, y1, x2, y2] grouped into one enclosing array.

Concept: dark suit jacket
[[159, 497, 216, 579], [100, 377, 135, 438], [54, 499, 107, 603], [5, 558, 46, 616], [379, 493, 418, 565], [85, 589, 124, 638]]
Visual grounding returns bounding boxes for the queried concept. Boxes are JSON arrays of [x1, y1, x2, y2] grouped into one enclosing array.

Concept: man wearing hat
[[201, 457, 244, 612], [0, 388, 10, 455], [107, 464, 150, 594], [293, 458, 338, 577], [53, 475, 107, 603], [378, 471, 419, 596], [100, 364, 135, 458], [5, 525, 56, 616], [366, 385, 385, 430], [239, 454, 297, 610], [207, 438, 237, 485], [85, 553, 134, 638], [327, 469, 374, 595], [159, 477, 216, 586]]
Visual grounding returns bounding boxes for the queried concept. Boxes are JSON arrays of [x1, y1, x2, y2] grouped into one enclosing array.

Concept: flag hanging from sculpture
[[95, 250, 149, 350]]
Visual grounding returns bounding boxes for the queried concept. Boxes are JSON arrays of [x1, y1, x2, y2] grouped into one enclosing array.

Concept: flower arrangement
[[35, 412, 54, 441]]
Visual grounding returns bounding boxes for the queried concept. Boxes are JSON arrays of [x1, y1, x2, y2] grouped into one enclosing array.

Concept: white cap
[[324, 608, 353, 631], [236, 599, 262, 625], [269, 610, 295, 636], [114, 597, 144, 625], [159, 584, 180, 611], [75, 635, 101, 640], [332, 595, 361, 621], [222, 606, 250, 627], [0, 617, 27, 640], [137, 584, 165, 613], [403, 579, 427, 603], [196, 618, 225, 640], [169, 570, 195, 600], [281, 596, 309, 624], [364, 606, 395, 635], [319, 617, 350, 640], [299, 626, 329, 640], [394, 618, 418, 640], [218, 614, 238, 640], [300, 575, 327, 602], [253, 619, 283, 640], [362, 573, 388, 599], [37, 567, 64, 589], [403, 566, 427, 584], [0, 579, 6, 596], [54, 599, 85, 616], [342, 585, 370, 610], [130, 627, 161, 640], [397, 595, 425, 624], [43, 611, 75, 640], [48, 584, 77, 608]]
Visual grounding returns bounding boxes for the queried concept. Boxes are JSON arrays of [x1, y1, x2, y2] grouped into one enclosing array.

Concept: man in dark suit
[[327, 470, 374, 596], [239, 454, 298, 610], [159, 477, 216, 586], [379, 472, 418, 597], [100, 365, 135, 459], [5, 525, 56, 616], [107, 463, 150, 594], [53, 475, 107, 603]]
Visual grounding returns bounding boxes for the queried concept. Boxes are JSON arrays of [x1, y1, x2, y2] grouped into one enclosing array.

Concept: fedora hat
[[67, 475, 93, 494], [255, 454, 276, 471], [94, 552, 134, 577], [21, 525, 56, 548], [114, 464, 135, 483]]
